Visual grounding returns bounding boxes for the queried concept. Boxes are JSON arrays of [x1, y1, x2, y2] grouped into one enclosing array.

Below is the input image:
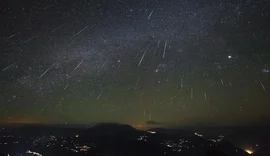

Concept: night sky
[[1, 0, 270, 127]]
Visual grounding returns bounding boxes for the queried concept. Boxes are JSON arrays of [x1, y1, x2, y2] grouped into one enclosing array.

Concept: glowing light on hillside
[[245, 149, 253, 154], [26, 150, 42, 156], [147, 131, 156, 134], [194, 132, 203, 137]]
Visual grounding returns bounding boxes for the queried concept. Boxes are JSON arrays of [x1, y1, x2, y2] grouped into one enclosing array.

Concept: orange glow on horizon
[[131, 124, 149, 130], [4, 117, 41, 124]]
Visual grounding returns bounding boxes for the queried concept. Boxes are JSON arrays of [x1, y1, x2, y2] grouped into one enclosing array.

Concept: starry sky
[[0, 0, 270, 126]]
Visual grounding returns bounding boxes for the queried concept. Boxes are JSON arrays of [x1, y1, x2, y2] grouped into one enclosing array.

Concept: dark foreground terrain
[[0, 124, 269, 156]]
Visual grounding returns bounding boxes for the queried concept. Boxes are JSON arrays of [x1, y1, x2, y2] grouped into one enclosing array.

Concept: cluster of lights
[[26, 150, 42, 156], [194, 132, 203, 137], [2, 135, 14, 138], [161, 139, 192, 152], [34, 134, 96, 154], [2, 130, 260, 156], [78, 145, 90, 152], [70, 149, 78, 153], [210, 135, 224, 143], [137, 135, 148, 141]]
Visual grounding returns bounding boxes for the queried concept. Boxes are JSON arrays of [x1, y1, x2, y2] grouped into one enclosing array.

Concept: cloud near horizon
[[145, 120, 164, 126]]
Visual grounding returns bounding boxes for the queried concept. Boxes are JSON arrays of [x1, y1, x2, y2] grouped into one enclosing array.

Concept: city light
[[245, 149, 253, 154], [194, 133, 203, 137], [26, 150, 42, 156], [147, 131, 156, 134]]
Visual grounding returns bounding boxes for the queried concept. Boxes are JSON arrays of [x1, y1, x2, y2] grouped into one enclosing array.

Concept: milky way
[[0, 0, 270, 126]]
